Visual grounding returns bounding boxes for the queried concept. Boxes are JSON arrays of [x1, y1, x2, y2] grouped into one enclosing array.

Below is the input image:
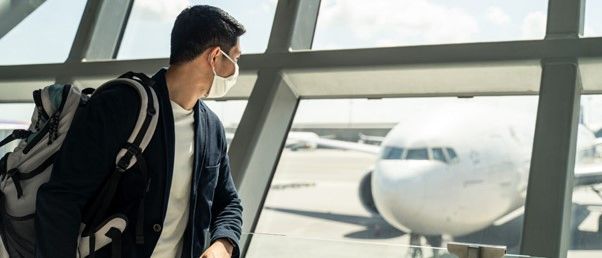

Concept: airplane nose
[[372, 160, 446, 233]]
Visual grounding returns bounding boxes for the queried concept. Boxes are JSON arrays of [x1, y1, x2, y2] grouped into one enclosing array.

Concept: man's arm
[[35, 87, 139, 258], [209, 126, 243, 258]]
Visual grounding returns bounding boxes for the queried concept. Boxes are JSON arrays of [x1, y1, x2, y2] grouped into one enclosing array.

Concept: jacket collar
[[152, 68, 176, 219]]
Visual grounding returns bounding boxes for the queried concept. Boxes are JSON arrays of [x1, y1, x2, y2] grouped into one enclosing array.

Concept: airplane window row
[[381, 146, 459, 163]]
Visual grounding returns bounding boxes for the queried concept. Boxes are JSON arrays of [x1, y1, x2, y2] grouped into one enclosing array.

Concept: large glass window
[[0, 0, 87, 65], [583, 0, 602, 37], [117, 0, 277, 60], [313, 0, 549, 50], [203, 100, 248, 137], [568, 95, 602, 258], [0, 104, 33, 156], [248, 96, 540, 256]]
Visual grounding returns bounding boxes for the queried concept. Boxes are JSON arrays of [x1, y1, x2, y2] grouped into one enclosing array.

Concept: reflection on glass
[[313, 0, 549, 50], [117, 0, 277, 60]]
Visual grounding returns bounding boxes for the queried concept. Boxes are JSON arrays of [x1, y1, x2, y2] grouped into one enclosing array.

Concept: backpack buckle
[[116, 159, 129, 173], [116, 143, 142, 172]]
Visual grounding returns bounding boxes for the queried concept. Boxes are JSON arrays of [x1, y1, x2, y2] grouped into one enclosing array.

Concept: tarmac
[[246, 149, 602, 258]]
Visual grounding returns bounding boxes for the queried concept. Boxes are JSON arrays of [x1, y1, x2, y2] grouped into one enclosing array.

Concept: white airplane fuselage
[[371, 105, 596, 237]]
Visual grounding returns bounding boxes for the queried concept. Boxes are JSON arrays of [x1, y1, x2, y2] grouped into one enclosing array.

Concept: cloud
[[521, 11, 546, 39], [132, 0, 190, 21], [486, 6, 510, 26], [316, 0, 479, 48]]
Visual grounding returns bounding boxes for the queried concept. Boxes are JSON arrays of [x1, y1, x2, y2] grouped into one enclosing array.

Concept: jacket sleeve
[[35, 87, 139, 258], [209, 123, 243, 258]]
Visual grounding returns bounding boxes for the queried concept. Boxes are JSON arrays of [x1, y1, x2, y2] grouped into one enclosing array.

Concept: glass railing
[[243, 232, 546, 258]]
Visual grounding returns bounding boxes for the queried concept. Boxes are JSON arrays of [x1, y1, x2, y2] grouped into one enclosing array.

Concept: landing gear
[[407, 234, 443, 258], [590, 186, 602, 233], [409, 233, 423, 258], [426, 235, 443, 258]]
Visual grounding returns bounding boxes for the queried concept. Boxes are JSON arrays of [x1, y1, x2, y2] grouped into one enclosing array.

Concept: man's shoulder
[[91, 82, 141, 103], [85, 82, 143, 120]]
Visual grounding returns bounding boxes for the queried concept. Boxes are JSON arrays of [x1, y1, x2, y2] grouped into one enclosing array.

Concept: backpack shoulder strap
[[96, 72, 159, 171], [81, 72, 159, 238]]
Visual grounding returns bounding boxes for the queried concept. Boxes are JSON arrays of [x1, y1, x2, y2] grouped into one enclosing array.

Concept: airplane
[[254, 102, 602, 257]]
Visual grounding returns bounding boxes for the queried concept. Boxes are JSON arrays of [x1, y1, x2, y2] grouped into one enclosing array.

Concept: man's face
[[213, 41, 241, 78]]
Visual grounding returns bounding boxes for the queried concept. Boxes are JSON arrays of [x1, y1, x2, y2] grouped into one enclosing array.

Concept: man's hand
[[200, 238, 234, 258]]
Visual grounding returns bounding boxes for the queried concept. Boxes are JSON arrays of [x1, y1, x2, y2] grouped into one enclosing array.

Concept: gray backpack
[[0, 72, 159, 258]]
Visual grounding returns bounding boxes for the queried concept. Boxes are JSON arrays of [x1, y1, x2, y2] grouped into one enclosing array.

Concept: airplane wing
[[226, 131, 381, 154], [311, 137, 381, 154], [359, 133, 386, 144], [574, 163, 602, 187]]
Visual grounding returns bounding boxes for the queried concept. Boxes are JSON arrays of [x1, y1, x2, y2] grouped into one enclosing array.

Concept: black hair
[[169, 5, 246, 65]]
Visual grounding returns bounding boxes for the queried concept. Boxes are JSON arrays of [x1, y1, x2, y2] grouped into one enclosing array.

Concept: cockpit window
[[446, 148, 458, 161], [381, 146, 459, 163], [382, 147, 404, 160], [432, 148, 447, 163], [406, 148, 429, 160]]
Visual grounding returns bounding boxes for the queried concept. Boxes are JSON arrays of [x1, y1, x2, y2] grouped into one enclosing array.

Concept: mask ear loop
[[219, 49, 237, 64], [214, 49, 238, 80]]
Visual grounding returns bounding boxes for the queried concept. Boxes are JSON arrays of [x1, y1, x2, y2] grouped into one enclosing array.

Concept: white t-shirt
[[150, 100, 195, 258]]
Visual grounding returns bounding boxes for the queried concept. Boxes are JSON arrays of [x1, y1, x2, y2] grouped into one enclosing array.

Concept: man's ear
[[207, 46, 221, 66]]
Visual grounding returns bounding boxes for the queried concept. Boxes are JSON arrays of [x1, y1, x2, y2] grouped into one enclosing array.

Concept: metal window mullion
[[58, 0, 134, 83], [521, 0, 585, 257], [228, 1, 321, 257], [0, 0, 47, 39], [3, 37, 602, 83]]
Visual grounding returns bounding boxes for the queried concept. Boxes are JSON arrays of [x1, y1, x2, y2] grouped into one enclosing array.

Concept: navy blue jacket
[[35, 69, 243, 258]]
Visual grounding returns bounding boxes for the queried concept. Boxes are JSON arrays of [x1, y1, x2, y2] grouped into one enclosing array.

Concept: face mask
[[207, 49, 239, 98]]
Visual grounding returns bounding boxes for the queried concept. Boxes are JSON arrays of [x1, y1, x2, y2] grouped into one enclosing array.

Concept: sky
[[3, 0, 602, 62], [1, 0, 602, 128]]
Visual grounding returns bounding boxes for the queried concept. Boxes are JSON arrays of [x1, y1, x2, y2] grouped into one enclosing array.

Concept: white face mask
[[207, 49, 239, 98]]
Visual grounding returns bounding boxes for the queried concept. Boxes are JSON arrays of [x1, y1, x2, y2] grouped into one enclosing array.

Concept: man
[[35, 5, 244, 258]]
